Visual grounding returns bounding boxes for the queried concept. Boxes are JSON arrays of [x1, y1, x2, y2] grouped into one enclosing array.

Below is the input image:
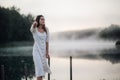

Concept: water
[[0, 40, 120, 80], [50, 57, 120, 80]]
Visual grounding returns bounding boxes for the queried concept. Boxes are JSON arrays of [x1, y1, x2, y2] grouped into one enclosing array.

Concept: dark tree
[[0, 6, 34, 44]]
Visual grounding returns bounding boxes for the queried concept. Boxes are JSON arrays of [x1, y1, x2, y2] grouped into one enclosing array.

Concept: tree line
[[99, 24, 120, 40], [0, 6, 34, 44]]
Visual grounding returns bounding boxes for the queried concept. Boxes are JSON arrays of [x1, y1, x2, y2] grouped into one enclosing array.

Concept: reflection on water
[[0, 40, 120, 80], [100, 48, 120, 64]]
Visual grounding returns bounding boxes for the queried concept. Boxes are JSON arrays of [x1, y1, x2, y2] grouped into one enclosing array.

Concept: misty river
[[0, 39, 120, 80]]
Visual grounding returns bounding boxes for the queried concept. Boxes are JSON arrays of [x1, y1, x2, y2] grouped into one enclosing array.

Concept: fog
[[50, 38, 116, 57]]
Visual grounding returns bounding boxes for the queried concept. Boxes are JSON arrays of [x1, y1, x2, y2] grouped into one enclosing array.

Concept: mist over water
[[0, 34, 120, 80], [50, 38, 115, 56], [0, 35, 118, 63], [49, 28, 120, 64]]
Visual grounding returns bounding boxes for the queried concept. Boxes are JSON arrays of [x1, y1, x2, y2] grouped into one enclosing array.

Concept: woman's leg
[[37, 76, 42, 80]]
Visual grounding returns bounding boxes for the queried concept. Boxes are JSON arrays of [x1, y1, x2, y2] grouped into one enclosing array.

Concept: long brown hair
[[35, 15, 47, 34]]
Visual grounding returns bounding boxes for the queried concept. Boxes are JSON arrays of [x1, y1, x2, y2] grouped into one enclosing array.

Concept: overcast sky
[[0, 0, 120, 32]]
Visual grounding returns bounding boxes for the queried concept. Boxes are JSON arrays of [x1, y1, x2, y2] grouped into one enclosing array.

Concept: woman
[[30, 15, 51, 80]]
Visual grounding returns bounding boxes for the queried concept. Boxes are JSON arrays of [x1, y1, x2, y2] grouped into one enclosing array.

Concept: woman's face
[[39, 16, 45, 25]]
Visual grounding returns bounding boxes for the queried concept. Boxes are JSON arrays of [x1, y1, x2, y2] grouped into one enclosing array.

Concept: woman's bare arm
[[30, 21, 37, 32], [46, 27, 50, 59]]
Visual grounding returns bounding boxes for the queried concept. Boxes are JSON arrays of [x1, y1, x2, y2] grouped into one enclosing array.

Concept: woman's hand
[[33, 21, 38, 28], [46, 53, 50, 59]]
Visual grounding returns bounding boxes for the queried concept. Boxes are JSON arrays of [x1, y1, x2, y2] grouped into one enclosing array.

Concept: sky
[[0, 0, 120, 32]]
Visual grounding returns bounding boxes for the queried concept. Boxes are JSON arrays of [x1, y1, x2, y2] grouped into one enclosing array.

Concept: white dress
[[30, 25, 51, 77]]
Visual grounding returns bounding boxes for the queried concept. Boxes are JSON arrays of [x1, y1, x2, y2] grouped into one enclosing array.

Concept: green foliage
[[0, 6, 34, 44], [99, 24, 120, 40], [0, 56, 34, 80]]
